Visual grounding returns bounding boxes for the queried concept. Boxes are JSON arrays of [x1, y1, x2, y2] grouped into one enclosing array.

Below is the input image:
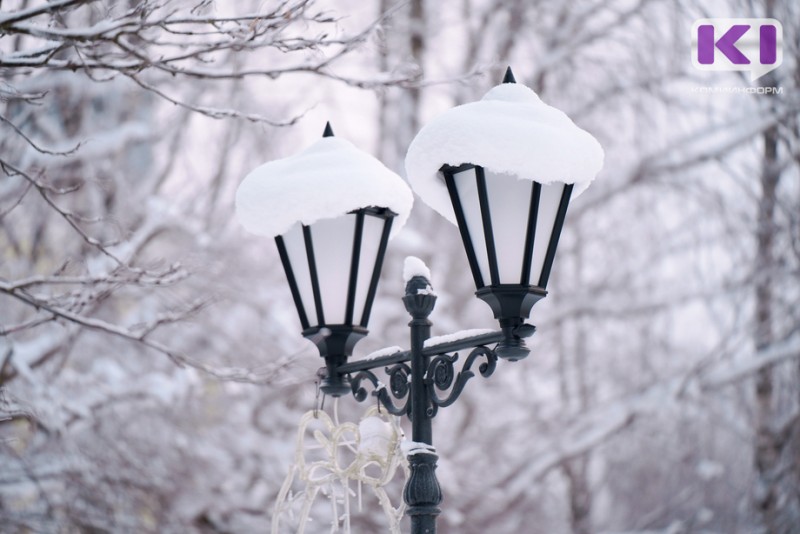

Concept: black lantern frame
[[274, 206, 395, 395], [440, 163, 574, 360]]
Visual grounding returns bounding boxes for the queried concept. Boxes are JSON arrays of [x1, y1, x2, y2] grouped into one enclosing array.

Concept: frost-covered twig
[[0, 0, 92, 26], [0, 158, 125, 264], [0, 158, 180, 278], [0, 114, 82, 156], [0, 283, 276, 383], [0, 0, 417, 124], [464, 330, 800, 514]]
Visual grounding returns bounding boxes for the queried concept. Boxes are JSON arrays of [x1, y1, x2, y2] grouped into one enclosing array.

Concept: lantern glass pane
[[452, 168, 490, 285], [484, 170, 534, 283], [530, 182, 565, 286], [353, 213, 385, 325], [282, 222, 317, 326], [310, 214, 357, 324]]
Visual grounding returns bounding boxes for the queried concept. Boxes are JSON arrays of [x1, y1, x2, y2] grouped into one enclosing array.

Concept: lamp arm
[[324, 326, 535, 414], [336, 326, 534, 375]]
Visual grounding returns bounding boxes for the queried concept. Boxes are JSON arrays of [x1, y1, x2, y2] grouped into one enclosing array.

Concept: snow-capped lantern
[[236, 123, 413, 396], [405, 68, 604, 360]]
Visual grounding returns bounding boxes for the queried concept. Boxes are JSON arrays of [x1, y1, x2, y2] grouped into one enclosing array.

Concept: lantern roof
[[236, 130, 413, 238], [404, 79, 604, 225]]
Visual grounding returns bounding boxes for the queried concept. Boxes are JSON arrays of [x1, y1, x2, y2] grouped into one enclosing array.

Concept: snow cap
[[403, 256, 431, 283], [405, 70, 604, 225], [236, 124, 413, 238]]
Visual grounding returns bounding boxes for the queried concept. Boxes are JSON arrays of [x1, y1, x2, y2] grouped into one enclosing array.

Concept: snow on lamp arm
[[405, 67, 604, 360], [235, 123, 413, 396]]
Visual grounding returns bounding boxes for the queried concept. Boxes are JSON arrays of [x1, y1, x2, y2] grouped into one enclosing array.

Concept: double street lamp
[[236, 68, 603, 533]]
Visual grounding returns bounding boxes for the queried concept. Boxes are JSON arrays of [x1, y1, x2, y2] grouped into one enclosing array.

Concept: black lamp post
[[236, 68, 603, 534]]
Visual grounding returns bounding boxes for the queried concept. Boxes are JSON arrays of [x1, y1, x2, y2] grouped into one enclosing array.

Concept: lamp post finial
[[502, 66, 516, 84]]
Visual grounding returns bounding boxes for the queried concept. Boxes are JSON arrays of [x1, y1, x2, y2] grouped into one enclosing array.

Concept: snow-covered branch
[[0, 0, 416, 119]]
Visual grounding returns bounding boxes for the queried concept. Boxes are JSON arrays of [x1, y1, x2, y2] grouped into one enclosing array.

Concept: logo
[[692, 18, 782, 81]]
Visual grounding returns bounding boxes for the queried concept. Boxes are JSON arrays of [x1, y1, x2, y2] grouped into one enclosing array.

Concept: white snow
[[400, 440, 436, 457], [362, 346, 405, 360], [358, 417, 394, 457], [402, 256, 431, 282], [404, 82, 604, 225], [423, 328, 495, 348], [235, 136, 413, 238]]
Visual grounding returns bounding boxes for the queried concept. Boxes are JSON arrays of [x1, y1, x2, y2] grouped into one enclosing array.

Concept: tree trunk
[[560, 224, 593, 534], [753, 72, 782, 531], [563, 456, 592, 534], [377, 0, 425, 172]]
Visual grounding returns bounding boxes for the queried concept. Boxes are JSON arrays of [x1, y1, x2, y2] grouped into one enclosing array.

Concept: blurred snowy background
[[1, 0, 799, 532]]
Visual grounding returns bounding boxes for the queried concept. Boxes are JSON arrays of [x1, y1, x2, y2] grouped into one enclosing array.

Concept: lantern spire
[[502, 66, 516, 84], [322, 121, 335, 137]]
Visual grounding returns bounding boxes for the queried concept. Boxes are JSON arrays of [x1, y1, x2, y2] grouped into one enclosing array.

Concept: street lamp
[[235, 123, 414, 396], [235, 68, 603, 534], [405, 67, 604, 361]]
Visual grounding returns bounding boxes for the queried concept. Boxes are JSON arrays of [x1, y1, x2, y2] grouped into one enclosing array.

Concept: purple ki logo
[[692, 18, 783, 81]]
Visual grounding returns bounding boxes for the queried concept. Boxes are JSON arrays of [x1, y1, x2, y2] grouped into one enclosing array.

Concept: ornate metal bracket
[[426, 345, 497, 414], [351, 362, 412, 416], [349, 345, 499, 418], [342, 324, 533, 413]]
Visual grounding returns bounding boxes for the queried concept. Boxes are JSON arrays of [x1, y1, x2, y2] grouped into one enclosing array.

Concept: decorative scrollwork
[[426, 345, 497, 408], [388, 363, 411, 399], [351, 370, 377, 402], [347, 345, 498, 417], [467, 346, 497, 378], [351, 365, 411, 416], [430, 353, 456, 390]]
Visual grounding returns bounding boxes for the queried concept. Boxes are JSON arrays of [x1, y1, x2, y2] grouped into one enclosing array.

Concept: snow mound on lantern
[[404, 83, 604, 225], [235, 136, 413, 237]]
